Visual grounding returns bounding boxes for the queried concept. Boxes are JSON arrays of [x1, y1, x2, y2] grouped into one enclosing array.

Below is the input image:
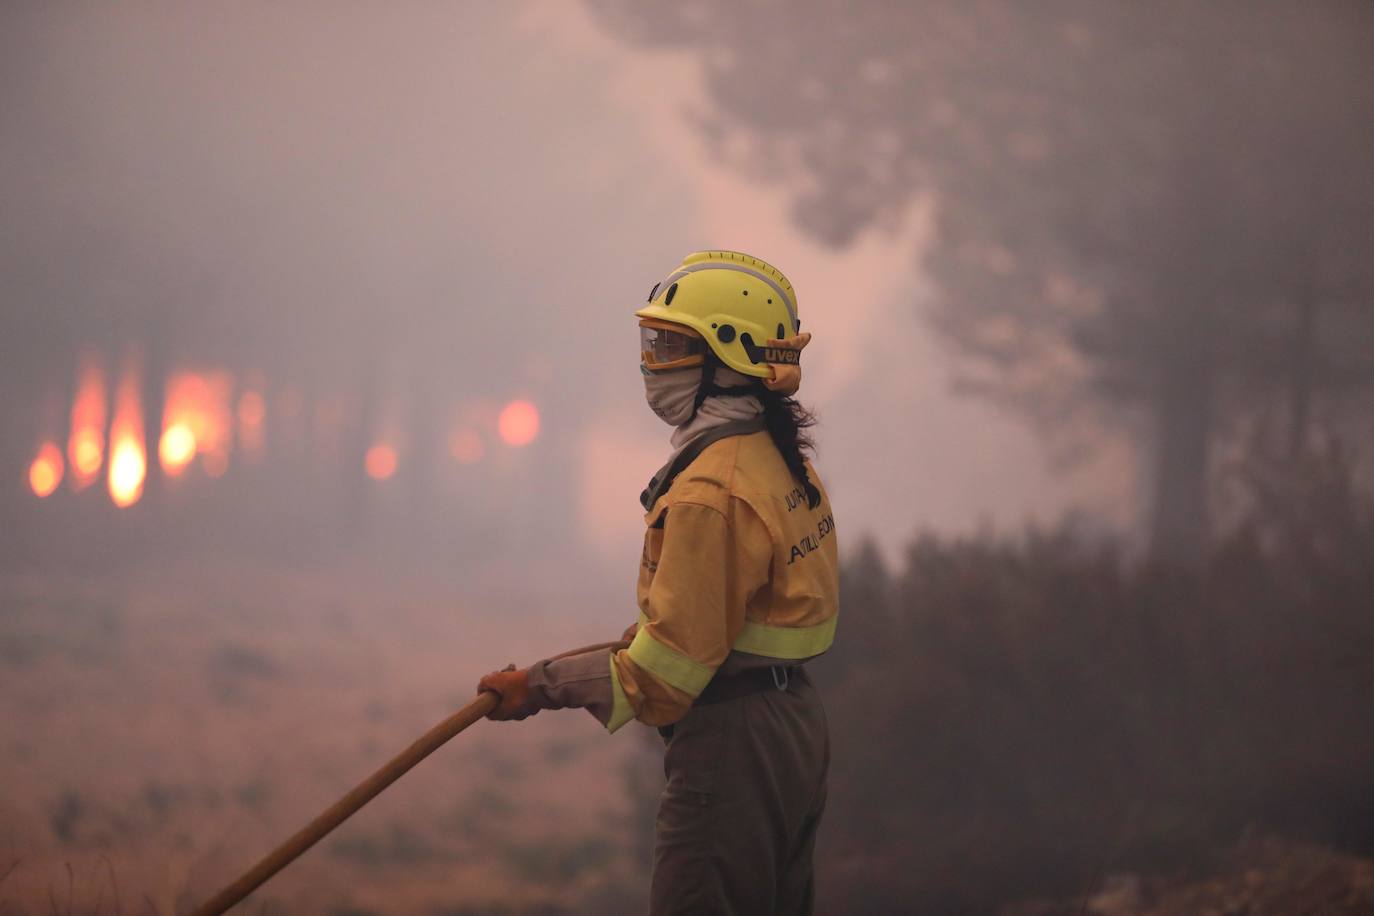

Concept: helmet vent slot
[[664, 282, 679, 305], [740, 332, 762, 364]]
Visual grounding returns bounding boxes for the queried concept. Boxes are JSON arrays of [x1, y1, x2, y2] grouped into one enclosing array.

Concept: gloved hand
[[477, 665, 540, 721]]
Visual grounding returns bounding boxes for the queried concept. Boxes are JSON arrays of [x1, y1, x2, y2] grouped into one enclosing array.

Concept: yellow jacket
[[609, 429, 839, 729], [525, 428, 839, 731]]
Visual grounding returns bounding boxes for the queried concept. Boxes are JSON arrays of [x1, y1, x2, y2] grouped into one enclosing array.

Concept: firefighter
[[477, 250, 839, 915]]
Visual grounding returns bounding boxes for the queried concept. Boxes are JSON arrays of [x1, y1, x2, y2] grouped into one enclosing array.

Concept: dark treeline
[[809, 441, 1374, 913]]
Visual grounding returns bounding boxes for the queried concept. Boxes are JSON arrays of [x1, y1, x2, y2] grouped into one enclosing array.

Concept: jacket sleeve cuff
[[606, 654, 634, 733], [526, 648, 616, 728]]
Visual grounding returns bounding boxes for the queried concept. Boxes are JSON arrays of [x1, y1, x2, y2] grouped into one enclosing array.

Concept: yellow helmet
[[636, 250, 804, 380]]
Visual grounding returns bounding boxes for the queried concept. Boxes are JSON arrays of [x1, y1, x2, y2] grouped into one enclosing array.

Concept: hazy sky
[[1, 3, 1139, 579], [527, 5, 1141, 566]]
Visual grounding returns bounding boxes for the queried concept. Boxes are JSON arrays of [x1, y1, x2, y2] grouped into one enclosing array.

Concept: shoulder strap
[[639, 416, 766, 511]]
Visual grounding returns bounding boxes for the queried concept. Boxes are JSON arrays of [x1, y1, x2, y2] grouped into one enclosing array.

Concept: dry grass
[[0, 565, 652, 915]]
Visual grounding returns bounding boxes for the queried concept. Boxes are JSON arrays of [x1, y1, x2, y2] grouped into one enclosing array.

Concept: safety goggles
[[640, 319, 707, 371]]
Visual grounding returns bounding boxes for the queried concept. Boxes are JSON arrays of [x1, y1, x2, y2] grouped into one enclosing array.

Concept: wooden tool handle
[[192, 638, 629, 915]]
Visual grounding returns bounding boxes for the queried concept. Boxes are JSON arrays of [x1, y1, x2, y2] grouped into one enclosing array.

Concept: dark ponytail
[[758, 386, 822, 509]]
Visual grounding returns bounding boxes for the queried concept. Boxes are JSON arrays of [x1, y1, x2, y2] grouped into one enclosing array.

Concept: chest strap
[[639, 416, 766, 511]]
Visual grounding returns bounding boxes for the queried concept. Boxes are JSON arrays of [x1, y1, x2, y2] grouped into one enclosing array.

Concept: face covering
[[642, 364, 701, 426]]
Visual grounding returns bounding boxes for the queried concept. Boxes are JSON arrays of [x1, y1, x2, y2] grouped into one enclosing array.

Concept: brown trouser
[[651, 667, 829, 916]]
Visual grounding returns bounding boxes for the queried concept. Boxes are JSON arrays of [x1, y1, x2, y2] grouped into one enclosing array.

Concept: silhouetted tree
[[590, 0, 1374, 560]]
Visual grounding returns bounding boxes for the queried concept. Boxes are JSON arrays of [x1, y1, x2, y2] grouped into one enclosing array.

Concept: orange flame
[[498, 400, 540, 447], [365, 443, 398, 480], [158, 423, 196, 476], [67, 353, 107, 490], [160, 371, 234, 477], [29, 442, 64, 498], [108, 363, 146, 508]]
